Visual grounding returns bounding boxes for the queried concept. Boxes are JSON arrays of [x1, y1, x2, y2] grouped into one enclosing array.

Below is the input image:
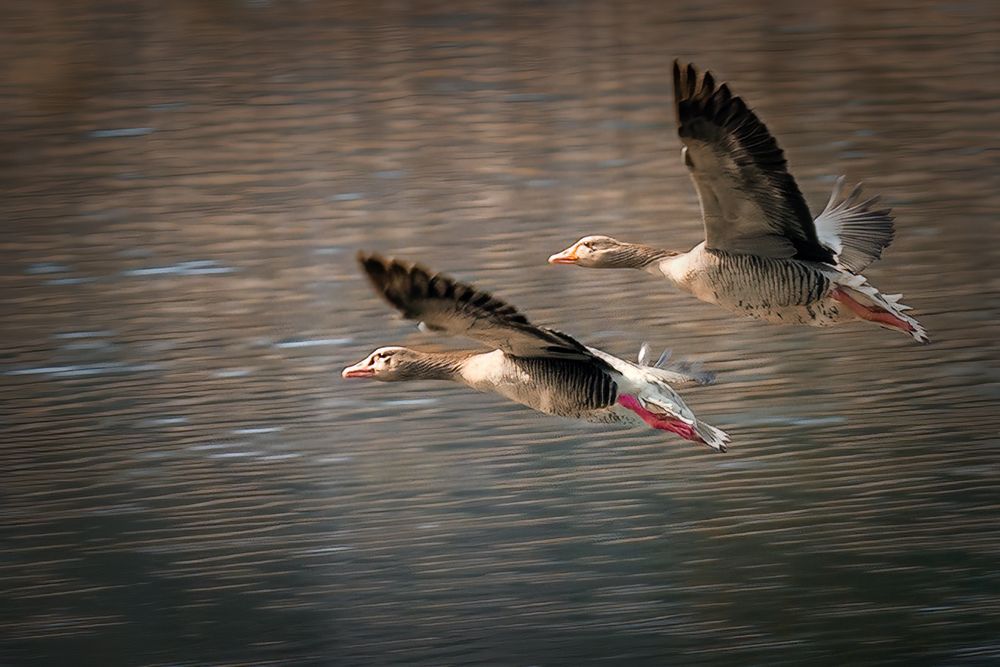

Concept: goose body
[[656, 242, 845, 326], [451, 350, 612, 419], [549, 62, 928, 343], [344, 253, 729, 451]]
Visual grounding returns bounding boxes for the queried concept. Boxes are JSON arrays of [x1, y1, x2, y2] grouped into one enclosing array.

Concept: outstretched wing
[[358, 252, 596, 361], [673, 61, 835, 264], [813, 176, 895, 273]]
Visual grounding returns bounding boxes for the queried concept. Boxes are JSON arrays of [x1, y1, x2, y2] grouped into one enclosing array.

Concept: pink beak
[[548, 246, 580, 264], [342, 361, 375, 379]]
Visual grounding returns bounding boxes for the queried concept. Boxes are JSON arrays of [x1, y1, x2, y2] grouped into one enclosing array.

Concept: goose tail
[[617, 377, 731, 452], [833, 275, 930, 344], [693, 420, 731, 453]]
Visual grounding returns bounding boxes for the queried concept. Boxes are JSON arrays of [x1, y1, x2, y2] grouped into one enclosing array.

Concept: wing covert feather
[[359, 253, 597, 360], [673, 61, 835, 264]]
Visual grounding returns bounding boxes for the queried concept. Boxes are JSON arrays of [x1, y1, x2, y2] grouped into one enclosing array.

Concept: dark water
[[2, 1, 1000, 664]]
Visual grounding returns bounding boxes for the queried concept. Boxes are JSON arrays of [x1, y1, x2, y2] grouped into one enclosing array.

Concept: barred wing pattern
[[359, 253, 600, 362], [673, 61, 835, 264]]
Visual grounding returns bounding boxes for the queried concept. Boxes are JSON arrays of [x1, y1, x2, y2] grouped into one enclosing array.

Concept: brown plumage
[[344, 254, 730, 451], [548, 62, 927, 343]]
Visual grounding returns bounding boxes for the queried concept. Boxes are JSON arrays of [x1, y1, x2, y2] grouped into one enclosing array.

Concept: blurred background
[[2, 0, 999, 664]]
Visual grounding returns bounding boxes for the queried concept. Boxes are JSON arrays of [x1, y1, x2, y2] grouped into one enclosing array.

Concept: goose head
[[548, 235, 625, 268], [549, 235, 676, 269], [342, 346, 418, 381], [342, 346, 461, 382]]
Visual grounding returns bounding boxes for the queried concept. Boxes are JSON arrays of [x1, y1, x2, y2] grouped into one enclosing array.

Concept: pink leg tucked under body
[[617, 394, 701, 443], [830, 288, 914, 333]]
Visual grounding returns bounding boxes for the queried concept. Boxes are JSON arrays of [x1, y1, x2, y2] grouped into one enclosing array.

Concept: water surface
[[2, 0, 999, 664]]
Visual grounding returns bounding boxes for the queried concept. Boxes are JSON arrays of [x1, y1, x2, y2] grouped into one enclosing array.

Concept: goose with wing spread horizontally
[[549, 61, 928, 343], [343, 253, 730, 451]]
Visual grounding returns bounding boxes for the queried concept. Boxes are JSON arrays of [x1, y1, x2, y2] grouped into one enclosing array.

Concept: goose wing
[[358, 252, 597, 361], [673, 61, 834, 264], [813, 176, 895, 273]]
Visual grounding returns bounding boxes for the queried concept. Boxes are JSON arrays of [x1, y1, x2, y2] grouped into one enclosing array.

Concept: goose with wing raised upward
[[549, 61, 928, 343], [343, 253, 730, 451]]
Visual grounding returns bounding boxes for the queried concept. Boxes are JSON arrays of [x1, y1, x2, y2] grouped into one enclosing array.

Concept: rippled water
[[3, 1, 999, 664]]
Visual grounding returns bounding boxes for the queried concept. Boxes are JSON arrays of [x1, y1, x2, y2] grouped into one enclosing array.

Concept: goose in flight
[[343, 253, 730, 451], [549, 61, 928, 343]]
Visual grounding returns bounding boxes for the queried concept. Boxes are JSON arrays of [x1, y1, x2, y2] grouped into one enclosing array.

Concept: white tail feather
[[639, 380, 730, 453], [839, 275, 929, 343], [694, 420, 730, 453], [589, 347, 729, 451]]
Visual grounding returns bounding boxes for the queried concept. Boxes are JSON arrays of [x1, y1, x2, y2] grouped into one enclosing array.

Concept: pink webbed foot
[[617, 394, 701, 444]]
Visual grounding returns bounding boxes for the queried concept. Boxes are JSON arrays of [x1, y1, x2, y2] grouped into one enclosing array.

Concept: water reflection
[[2, 0, 999, 664]]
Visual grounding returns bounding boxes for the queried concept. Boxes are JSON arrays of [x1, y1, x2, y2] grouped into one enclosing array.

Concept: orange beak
[[342, 361, 375, 379], [548, 246, 580, 265]]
